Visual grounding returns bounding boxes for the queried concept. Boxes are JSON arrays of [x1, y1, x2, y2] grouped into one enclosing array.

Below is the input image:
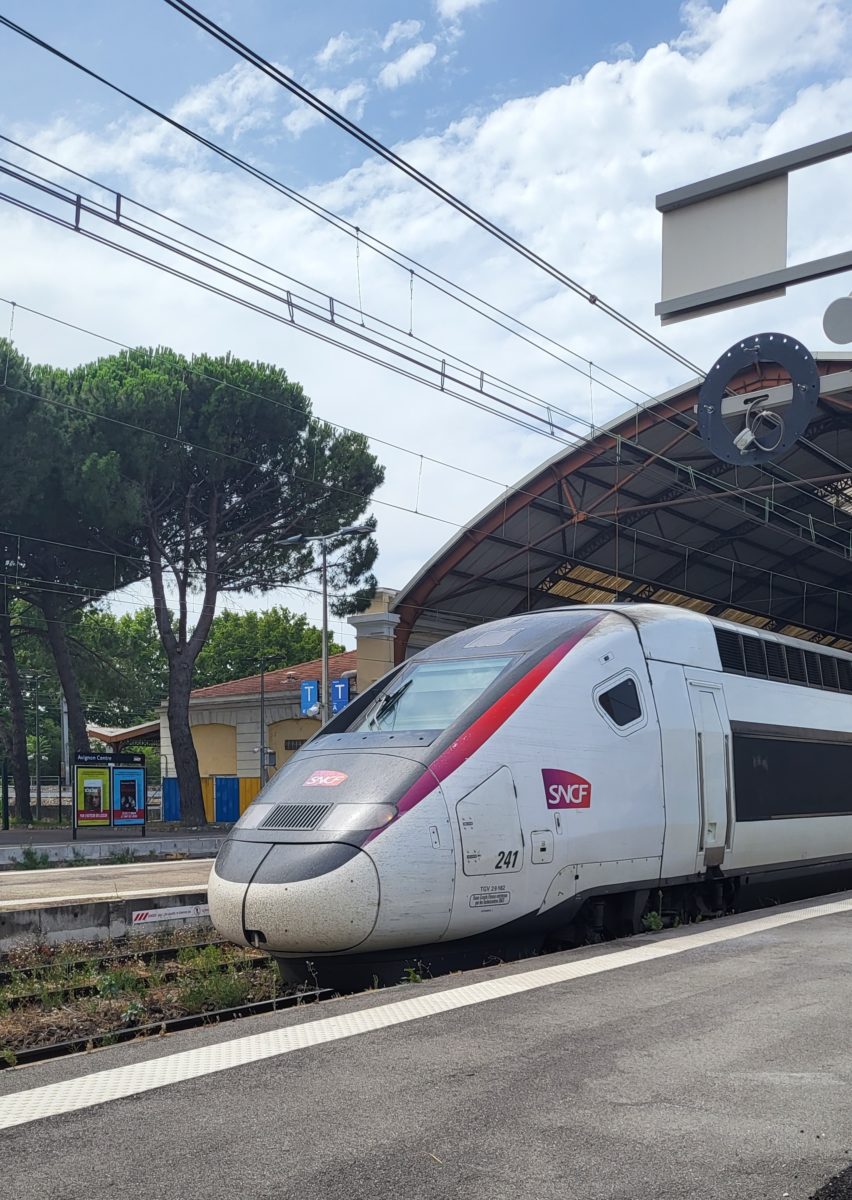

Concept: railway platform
[[1, 892, 851, 1199], [0, 825, 228, 867], [0, 859, 213, 949]]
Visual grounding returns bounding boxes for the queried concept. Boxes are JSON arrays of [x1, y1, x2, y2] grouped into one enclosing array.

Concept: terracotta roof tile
[[190, 650, 357, 701]]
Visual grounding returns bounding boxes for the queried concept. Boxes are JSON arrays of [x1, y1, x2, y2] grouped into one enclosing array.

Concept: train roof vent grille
[[742, 636, 767, 677], [785, 646, 807, 684], [804, 651, 823, 687], [820, 655, 840, 690], [714, 629, 745, 673], [258, 803, 333, 831], [764, 641, 788, 682]]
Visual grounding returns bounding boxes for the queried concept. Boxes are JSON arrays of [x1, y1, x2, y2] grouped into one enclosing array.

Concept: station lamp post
[[21, 671, 43, 821], [257, 657, 297, 787], [279, 525, 371, 727]]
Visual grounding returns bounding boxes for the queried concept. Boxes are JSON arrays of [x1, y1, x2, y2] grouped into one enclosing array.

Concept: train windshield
[[351, 656, 514, 733]]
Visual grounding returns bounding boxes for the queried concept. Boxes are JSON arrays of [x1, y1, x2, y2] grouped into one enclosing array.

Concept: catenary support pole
[[321, 540, 329, 726]]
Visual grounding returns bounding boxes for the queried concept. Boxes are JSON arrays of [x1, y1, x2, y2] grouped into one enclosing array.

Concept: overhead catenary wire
[[3, 286, 846, 559], [6, 524, 852, 649], [0, 28, 849, 609], [161, 0, 706, 378], [0, 131, 653, 413], [0, 119, 842, 537], [3, 281, 850, 585], [0, 149, 610, 431], [0, 24, 667, 414], [0, 162, 847, 557], [1, 7, 838, 539], [0, 363, 851, 643], [0, 35, 839, 524]]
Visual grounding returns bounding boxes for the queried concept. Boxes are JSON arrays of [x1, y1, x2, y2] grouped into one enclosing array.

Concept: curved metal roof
[[393, 353, 852, 658]]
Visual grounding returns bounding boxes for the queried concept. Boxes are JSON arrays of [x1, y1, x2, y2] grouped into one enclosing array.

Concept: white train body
[[209, 605, 852, 985]]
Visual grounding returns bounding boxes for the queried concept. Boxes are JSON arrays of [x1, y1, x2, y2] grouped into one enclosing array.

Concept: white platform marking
[[2, 895, 850, 1130]]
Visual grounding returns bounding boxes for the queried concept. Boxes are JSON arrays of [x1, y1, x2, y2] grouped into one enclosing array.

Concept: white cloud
[[435, 0, 491, 21], [315, 31, 361, 68], [282, 81, 369, 136], [378, 43, 437, 89], [2, 0, 852, 638], [171, 61, 281, 138], [382, 19, 424, 52]]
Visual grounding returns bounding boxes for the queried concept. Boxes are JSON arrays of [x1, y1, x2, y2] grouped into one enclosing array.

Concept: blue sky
[[0, 0, 849, 641], [2, 0, 714, 188]]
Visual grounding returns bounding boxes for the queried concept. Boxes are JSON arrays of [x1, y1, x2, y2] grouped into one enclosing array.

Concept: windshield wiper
[[369, 678, 413, 729]]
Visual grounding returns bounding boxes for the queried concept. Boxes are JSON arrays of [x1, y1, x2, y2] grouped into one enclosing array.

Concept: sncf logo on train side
[[542, 769, 592, 809], [303, 770, 348, 787]]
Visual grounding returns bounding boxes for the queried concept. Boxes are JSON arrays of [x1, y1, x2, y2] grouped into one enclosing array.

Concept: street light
[[256, 657, 295, 786], [279, 524, 371, 726]]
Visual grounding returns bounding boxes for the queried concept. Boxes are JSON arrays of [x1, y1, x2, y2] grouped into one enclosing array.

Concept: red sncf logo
[[303, 770, 348, 787], [542, 769, 591, 809]]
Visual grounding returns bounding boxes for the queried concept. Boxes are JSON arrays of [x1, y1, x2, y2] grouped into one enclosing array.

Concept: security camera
[[733, 426, 756, 453], [306, 703, 321, 718]]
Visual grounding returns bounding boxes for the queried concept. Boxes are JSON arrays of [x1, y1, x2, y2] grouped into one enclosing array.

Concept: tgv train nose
[[208, 839, 379, 953]]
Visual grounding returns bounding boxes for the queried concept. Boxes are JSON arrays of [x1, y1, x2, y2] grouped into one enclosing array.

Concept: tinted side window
[[598, 678, 642, 727]]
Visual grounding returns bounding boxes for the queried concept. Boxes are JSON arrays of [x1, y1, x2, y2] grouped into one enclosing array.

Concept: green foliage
[[96, 968, 145, 998], [641, 910, 664, 932], [55, 346, 383, 602], [12, 846, 51, 870], [177, 966, 253, 1011], [120, 1000, 146, 1026], [27, 719, 61, 777], [105, 848, 141, 865], [193, 607, 344, 689], [0, 343, 384, 826], [176, 943, 226, 969], [72, 607, 169, 726], [18, 603, 341, 728]]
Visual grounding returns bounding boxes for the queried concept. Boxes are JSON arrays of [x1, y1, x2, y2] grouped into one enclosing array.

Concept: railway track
[[4, 954, 273, 1011], [0, 939, 231, 988], [4, 879, 843, 1071], [1, 988, 332, 1068]]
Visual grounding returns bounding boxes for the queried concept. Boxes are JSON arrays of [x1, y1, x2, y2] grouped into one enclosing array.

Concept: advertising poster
[[112, 768, 146, 826], [75, 766, 111, 827]]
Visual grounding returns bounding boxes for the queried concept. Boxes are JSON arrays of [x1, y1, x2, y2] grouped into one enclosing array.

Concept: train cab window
[[597, 677, 642, 728], [350, 655, 514, 733]]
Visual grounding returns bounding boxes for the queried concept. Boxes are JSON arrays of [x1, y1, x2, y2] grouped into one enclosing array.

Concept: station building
[[157, 588, 401, 821]]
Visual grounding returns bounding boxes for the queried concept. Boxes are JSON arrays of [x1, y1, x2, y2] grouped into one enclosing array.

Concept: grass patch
[[0, 929, 281, 1059], [11, 847, 51, 871]]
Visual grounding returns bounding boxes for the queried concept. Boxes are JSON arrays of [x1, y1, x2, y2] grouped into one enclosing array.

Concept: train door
[[684, 676, 731, 869], [453, 766, 527, 925]]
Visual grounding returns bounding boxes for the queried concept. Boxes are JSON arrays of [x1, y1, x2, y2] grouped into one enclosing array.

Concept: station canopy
[[392, 354, 852, 659]]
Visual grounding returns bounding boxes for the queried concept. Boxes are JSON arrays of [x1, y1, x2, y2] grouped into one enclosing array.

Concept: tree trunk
[[40, 592, 90, 754], [0, 611, 31, 821], [147, 500, 219, 828], [167, 653, 206, 826]]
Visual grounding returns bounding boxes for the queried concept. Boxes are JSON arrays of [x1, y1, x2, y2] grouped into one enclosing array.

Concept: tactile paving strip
[[2, 894, 850, 1130]]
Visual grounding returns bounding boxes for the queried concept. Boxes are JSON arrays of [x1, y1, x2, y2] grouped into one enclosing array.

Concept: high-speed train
[[209, 604, 852, 988]]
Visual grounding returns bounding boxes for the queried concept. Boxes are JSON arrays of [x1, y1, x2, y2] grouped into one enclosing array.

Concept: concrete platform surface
[[0, 826, 231, 846], [2, 893, 852, 1199], [0, 828, 227, 867], [0, 858, 213, 910]]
